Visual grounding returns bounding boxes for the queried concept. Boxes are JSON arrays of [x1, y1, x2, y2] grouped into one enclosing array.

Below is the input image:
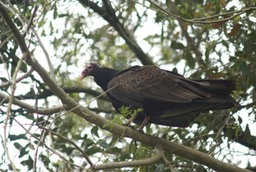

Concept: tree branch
[[92, 144, 163, 171], [79, 0, 153, 65], [0, 92, 63, 115]]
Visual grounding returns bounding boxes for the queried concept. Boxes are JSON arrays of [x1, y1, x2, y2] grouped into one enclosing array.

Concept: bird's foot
[[137, 115, 151, 131]]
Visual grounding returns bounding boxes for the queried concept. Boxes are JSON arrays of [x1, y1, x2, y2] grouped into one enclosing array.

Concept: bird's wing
[[107, 65, 210, 107]]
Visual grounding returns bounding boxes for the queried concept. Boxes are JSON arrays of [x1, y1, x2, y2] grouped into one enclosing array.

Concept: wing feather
[[107, 65, 210, 106]]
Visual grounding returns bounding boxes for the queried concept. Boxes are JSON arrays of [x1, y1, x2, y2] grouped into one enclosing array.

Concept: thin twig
[[162, 152, 176, 172], [0, 67, 34, 88], [208, 112, 231, 156], [0, 31, 13, 48], [32, 29, 56, 82], [24, 5, 39, 36], [33, 115, 50, 172], [3, 52, 27, 172]]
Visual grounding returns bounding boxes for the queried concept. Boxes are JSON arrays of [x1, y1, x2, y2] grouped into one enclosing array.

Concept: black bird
[[81, 63, 236, 130]]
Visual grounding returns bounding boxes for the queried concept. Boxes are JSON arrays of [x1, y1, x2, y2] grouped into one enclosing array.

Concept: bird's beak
[[80, 74, 85, 79], [80, 70, 88, 79]]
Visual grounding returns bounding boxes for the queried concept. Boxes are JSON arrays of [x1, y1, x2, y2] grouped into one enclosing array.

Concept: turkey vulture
[[81, 63, 236, 130]]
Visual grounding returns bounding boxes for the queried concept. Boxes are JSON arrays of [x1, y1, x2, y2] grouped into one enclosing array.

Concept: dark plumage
[[81, 63, 236, 130]]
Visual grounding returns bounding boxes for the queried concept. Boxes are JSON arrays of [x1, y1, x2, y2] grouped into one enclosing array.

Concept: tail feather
[[193, 80, 236, 94]]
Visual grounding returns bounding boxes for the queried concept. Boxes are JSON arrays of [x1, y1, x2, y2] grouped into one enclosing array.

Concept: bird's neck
[[94, 67, 119, 91]]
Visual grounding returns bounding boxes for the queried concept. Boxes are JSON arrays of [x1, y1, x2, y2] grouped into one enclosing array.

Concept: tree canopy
[[0, 0, 256, 171]]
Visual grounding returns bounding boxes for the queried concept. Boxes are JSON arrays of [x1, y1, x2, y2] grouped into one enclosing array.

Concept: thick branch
[[79, 0, 153, 65], [0, 3, 251, 172]]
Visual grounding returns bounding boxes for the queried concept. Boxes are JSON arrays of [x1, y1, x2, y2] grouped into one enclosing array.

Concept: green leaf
[[53, 5, 57, 19], [0, 77, 8, 82], [21, 156, 33, 170], [170, 41, 185, 49], [98, 139, 109, 149], [86, 146, 102, 156], [9, 134, 26, 141], [84, 138, 95, 148], [39, 154, 50, 167], [244, 124, 251, 141], [19, 144, 29, 158], [240, 61, 251, 75], [154, 163, 165, 172], [58, 13, 68, 18], [91, 126, 99, 137], [65, 147, 74, 155], [184, 51, 195, 68], [108, 147, 122, 154], [13, 142, 22, 149], [238, 116, 243, 124]]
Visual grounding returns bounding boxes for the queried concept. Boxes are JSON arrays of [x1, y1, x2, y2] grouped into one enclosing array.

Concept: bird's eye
[[87, 65, 93, 70]]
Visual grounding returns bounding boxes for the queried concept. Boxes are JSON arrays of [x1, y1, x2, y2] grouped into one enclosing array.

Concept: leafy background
[[0, 0, 256, 171]]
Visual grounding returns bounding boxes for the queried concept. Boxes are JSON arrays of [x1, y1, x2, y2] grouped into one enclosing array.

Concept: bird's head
[[80, 63, 100, 79]]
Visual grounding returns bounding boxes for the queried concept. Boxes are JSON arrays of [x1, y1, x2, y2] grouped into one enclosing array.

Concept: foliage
[[0, 0, 256, 171]]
